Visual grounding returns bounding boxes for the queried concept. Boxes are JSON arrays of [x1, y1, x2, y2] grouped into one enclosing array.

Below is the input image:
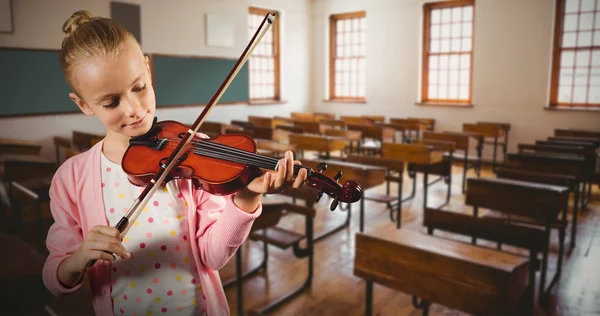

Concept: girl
[[43, 10, 307, 316]]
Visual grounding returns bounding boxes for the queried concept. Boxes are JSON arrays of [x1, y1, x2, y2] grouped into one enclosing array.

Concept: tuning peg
[[330, 198, 339, 211], [334, 170, 342, 182], [317, 162, 327, 172], [316, 189, 324, 202]]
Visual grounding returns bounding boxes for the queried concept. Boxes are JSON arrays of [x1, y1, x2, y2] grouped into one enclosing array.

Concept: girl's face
[[69, 38, 156, 138]]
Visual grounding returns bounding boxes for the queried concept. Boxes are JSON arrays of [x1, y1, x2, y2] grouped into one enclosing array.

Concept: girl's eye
[[103, 98, 120, 109], [133, 84, 147, 93]]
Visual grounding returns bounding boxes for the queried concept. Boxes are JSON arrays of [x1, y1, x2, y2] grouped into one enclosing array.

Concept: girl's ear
[[69, 92, 94, 116]]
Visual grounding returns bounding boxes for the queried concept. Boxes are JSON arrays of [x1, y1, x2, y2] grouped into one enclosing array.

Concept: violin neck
[[193, 141, 308, 175]]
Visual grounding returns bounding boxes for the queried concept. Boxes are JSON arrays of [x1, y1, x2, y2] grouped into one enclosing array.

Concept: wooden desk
[[0, 138, 42, 156], [354, 229, 530, 315], [324, 129, 362, 154], [388, 118, 429, 142], [555, 128, 600, 139], [289, 134, 348, 159], [287, 159, 386, 237], [72, 130, 104, 151]]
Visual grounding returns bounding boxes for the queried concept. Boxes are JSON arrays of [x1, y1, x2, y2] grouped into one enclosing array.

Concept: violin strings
[[153, 140, 308, 174], [155, 137, 309, 173]]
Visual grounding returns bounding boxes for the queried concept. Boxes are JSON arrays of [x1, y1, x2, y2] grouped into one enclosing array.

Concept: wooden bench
[[361, 115, 385, 123], [555, 128, 600, 139], [410, 139, 457, 209], [463, 123, 505, 172], [423, 131, 480, 193], [389, 118, 428, 143], [292, 120, 326, 134], [324, 129, 362, 154], [495, 167, 578, 249], [248, 115, 288, 129], [0, 138, 42, 156], [227, 202, 316, 315], [72, 130, 104, 151], [341, 115, 371, 125], [301, 159, 386, 234], [408, 117, 436, 131], [477, 121, 511, 167], [466, 177, 569, 301], [346, 124, 395, 155], [289, 134, 348, 159], [354, 229, 531, 315], [318, 119, 346, 129], [346, 155, 405, 225], [291, 112, 316, 122]]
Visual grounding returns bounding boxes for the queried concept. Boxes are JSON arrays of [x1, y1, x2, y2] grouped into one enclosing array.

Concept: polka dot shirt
[[101, 153, 207, 315]]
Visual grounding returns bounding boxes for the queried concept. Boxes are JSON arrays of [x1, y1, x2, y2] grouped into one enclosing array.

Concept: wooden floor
[[28, 164, 600, 315]]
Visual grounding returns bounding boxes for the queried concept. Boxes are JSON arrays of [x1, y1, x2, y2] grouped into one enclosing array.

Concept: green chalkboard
[[0, 48, 75, 117], [152, 54, 249, 107], [0, 49, 249, 117]]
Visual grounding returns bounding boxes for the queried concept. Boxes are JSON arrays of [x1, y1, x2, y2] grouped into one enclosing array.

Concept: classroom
[[0, 0, 599, 315]]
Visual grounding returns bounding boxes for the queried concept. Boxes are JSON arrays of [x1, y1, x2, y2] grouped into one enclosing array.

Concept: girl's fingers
[[292, 168, 307, 188], [87, 240, 129, 259], [273, 158, 286, 189], [285, 151, 294, 182]]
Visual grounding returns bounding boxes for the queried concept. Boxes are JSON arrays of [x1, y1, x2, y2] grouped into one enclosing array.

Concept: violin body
[[123, 120, 262, 195]]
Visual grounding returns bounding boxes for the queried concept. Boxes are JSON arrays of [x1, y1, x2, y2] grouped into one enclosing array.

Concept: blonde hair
[[59, 10, 139, 91]]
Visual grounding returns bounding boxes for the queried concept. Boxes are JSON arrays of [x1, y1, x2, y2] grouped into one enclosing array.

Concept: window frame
[[248, 6, 281, 104], [549, 0, 600, 108], [420, 0, 475, 105], [329, 11, 367, 102]]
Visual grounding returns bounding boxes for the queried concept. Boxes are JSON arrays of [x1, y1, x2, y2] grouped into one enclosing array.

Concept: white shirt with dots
[[101, 153, 207, 316]]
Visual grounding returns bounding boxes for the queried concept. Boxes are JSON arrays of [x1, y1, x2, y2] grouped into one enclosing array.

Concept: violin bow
[[115, 13, 277, 239]]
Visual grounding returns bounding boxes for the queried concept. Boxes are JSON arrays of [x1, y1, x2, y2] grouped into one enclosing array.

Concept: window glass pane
[[580, 13, 594, 31], [573, 86, 588, 103], [592, 50, 600, 66], [459, 84, 469, 100], [576, 50, 591, 66], [449, 70, 459, 84], [439, 70, 448, 84], [574, 68, 589, 85], [352, 32, 359, 44], [441, 39, 450, 52], [430, 71, 439, 84], [461, 38, 472, 51], [560, 68, 574, 85], [431, 25, 440, 39], [360, 31, 366, 43], [460, 54, 471, 69], [439, 55, 449, 69], [337, 20, 344, 32], [590, 67, 600, 85], [558, 85, 573, 103], [360, 44, 366, 55], [441, 24, 450, 38], [431, 40, 440, 52], [564, 14, 578, 31], [344, 20, 351, 32], [462, 22, 473, 37], [335, 84, 342, 97], [432, 10, 441, 24], [429, 56, 439, 70], [450, 55, 460, 69], [429, 85, 438, 99], [594, 31, 600, 45], [563, 32, 577, 47], [352, 18, 360, 31], [589, 86, 600, 103], [451, 39, 461, 52], [561, 51, 576, 67], [448, 85, 458, 99], [442, 8, 451, 23], [439, 85, 448, 99], [578, 31, 593, 46], [460, 70, 470, 84], [452, 23, 461, 37], [452, 7, 462, 21], [581, 0, 595, 11], [463, 6, 473, 22], [565, 0, 580, 13]]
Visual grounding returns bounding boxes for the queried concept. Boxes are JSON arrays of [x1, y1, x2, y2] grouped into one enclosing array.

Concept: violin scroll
[[304, 164, 363, 211]]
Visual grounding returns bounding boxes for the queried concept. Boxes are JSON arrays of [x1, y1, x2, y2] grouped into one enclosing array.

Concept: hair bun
[[62, 10, 93, 38]]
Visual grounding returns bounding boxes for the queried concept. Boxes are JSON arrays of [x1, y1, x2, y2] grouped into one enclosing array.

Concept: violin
[[122, 119, 363, 209], [109, 12, 363, 240]]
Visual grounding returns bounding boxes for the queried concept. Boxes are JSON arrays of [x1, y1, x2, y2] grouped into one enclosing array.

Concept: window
[[421, 1, 474, 104], [550, 0, 600, 108], [329, 11, 366, 101], [248, 7, 280, 102]]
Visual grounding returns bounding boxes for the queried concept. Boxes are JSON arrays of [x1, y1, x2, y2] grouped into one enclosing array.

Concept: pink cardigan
[[42, 140, 262, 315]]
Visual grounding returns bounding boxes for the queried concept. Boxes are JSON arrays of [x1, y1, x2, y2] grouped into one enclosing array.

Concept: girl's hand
[[70, 225, 131, 273], [246, 150, 307, 195], [233, 151, 307, 213]]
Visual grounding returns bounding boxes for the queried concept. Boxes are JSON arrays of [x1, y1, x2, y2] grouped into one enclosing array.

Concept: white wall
[[311, 0, 600, 160], [0, 0, 312, 160]]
